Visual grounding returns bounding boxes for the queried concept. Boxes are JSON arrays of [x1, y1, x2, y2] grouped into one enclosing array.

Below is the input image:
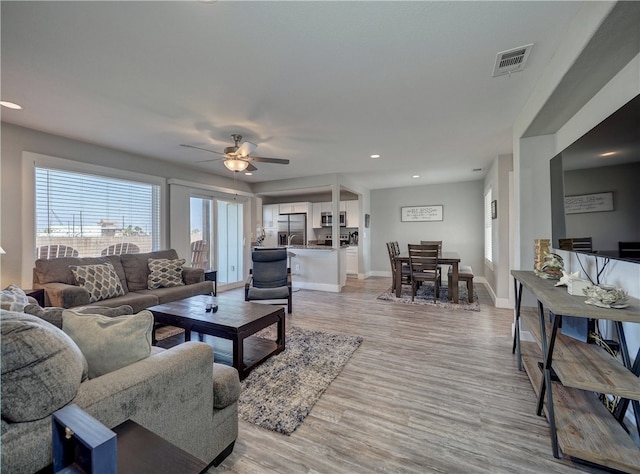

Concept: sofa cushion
[[147, 258, 186, 289], [70, 263, 126, 303], [136, 280, 214, 305], [1, 311, 86, 422], [121, 249, 180, 291], [62, 309, 153, 379], [1, 285, 30, 311], [35, 255, 128, 291], [24, 304, 134, 329]]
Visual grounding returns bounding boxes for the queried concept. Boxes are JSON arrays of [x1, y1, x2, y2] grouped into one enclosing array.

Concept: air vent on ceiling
[[492, 43, 534, 77]]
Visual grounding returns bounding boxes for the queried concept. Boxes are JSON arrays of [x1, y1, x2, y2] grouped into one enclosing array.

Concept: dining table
[[393, 251, 462, 303]]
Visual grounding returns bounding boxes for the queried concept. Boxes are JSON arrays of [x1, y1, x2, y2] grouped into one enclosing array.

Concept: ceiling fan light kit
[[224, 158, 250, 172]]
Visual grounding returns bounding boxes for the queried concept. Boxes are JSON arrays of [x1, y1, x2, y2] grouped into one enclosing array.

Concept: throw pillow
[[147, 258, 186, 289], [69, 263, 126, 303], [24, 304, 134, 329], [0, 284, 30, 311], [1, 312, 86, 422], [62, 309, 153, 379]]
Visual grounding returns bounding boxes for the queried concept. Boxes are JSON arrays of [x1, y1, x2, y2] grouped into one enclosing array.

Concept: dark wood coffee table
[[147, 294, 285, 379]]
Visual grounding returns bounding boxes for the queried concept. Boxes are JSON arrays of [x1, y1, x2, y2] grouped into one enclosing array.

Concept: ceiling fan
[[181, 134, 289, 172]]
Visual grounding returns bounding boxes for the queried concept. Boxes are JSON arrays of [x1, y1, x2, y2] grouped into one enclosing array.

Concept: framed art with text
[[401, 205, 443, 222]]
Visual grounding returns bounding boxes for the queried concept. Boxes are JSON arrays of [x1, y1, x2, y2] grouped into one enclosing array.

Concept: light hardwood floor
[[211, 277, 606, 473]]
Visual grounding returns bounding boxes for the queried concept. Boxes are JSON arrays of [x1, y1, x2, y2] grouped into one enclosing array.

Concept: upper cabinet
[[279, 202, 310, 214], [262, 204, 279, 228], [312, 202, 323, 228], [345, 200, 359, 228]]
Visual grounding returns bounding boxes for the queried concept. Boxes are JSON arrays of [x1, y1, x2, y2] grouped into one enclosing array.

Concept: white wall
[[370, 180, 484, 277], [484, 154, 513, 307]]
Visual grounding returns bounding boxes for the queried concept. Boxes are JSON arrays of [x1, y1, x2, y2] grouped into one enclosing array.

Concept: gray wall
[[371, 180, 484, 276]]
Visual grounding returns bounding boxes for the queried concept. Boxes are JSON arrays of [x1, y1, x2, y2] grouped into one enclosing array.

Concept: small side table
[[204, 269, 217, 296], [112, 420, 207, 474], [24, 288, 45, 307]]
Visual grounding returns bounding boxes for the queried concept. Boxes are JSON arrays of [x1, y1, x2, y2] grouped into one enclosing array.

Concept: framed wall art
[[401, 205, 443, 222]]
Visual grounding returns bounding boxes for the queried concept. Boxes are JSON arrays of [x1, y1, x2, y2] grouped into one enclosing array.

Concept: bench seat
[[448, 265, 474, 303]]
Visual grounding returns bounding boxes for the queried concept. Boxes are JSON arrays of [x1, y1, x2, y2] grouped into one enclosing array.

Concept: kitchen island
[[254, 245, 347, 292]]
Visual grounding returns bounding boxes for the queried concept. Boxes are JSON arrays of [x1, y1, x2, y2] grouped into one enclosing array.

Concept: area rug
[[239, 326, 363, 435], [377, 282, 480, 311]]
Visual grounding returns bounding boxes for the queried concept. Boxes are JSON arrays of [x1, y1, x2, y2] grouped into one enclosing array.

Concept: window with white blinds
[[35, 167, 160, 258], [484, 188, 493, 264]]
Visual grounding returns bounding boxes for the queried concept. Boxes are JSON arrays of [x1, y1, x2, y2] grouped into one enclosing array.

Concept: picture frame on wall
[[401, 205, 443, 222], [491, 200, 497, 219], [364, 214, 370, 228]]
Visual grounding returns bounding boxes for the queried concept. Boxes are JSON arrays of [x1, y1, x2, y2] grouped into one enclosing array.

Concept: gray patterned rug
[[239, 325, 363, 435], [377, 282, 480, 311]]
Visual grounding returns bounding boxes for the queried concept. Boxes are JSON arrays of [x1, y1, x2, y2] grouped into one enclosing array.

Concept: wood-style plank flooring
[[207, 277, 606, 473]]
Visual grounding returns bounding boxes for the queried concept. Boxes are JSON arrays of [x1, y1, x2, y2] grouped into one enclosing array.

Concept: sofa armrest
[[74, 342, 221, 461], [39, 282, 91, 308], [182, 266, 205, 285]]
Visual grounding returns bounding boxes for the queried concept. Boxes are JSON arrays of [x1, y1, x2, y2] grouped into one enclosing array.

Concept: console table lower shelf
[[521, 335, 640, 473]]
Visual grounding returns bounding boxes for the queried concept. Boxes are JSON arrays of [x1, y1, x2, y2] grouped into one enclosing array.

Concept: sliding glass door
[[189, 196, 244, 287], [217, 200, 243, 285]]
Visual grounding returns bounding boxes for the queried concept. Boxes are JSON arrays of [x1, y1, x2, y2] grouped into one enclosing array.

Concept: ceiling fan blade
[[246, 163, 258, 172], [195, 158, 222, 163], [245, 156, 290, 165], [180, 144, 225, 156], [236, 141, 257, 157]]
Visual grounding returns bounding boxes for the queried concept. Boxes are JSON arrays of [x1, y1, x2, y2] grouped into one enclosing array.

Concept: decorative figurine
[[534, 252, 564, 280]]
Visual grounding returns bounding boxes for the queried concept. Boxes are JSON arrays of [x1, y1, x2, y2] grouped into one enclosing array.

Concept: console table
[[512, 270, 640, 472]]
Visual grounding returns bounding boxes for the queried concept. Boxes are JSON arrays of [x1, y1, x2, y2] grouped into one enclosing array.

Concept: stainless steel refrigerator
[[277, 213, 306, 246]]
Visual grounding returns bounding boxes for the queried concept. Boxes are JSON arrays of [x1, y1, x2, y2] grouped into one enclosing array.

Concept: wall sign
[[564, 192, 614, 214], [401, 205, 443, 222]]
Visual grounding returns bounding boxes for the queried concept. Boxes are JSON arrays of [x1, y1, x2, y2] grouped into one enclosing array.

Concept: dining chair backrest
[[392, 241, 400, 255], [407, 243, 439, 274], [420, 240, 442, 254], [558, 237, 592, 252]]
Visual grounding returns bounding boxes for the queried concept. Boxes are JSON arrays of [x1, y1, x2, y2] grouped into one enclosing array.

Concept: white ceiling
[[1, 1, 586, 190]]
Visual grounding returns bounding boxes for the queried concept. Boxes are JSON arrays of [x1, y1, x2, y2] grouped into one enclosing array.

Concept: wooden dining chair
[[407, 243, 440, 302], [387, 242, 410, 288], [420, 240, 443, 286]]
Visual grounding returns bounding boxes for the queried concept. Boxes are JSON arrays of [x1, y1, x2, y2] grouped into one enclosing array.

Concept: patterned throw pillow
[[147, 258, 185, 289], [0, 285, 30, 311], [70, 263, 126, 303]]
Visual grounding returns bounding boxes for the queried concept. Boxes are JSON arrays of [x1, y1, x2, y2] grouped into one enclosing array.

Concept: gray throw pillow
[[24, 304, 134, 329], [69, 263, 126, 302], [1, 311, 86, 422], [62, 309, 153, 379], [147, 258, 186, 289], [0, 284, 30, 312]]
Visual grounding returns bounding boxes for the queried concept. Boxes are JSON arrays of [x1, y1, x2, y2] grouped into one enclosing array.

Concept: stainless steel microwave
[[321, 211, 346, 227]]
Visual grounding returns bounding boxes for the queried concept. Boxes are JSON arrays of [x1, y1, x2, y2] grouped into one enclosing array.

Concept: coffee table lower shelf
[[194, 332, 282, 375]]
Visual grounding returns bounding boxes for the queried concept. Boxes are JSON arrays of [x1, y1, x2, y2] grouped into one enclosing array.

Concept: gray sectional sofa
[[0, 309, 240, 473], [33, 249, 213, 311]]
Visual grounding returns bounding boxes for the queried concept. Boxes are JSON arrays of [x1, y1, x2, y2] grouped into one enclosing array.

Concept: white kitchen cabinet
[[339, 201, 347, 212], [279, 202, 310, 214], [312, 202, 322, 228], [346, 245, 358, 275], [345, 200, 359, 228], [262, 204, 279, 228]]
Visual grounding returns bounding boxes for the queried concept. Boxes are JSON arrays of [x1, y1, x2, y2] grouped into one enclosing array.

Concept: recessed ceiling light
[[370, 154, 380, 159], [412, 174, 420, 179], [0, 101, 22, 110], [245, 172, 253, 176], [600, 151, 616, 157]]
